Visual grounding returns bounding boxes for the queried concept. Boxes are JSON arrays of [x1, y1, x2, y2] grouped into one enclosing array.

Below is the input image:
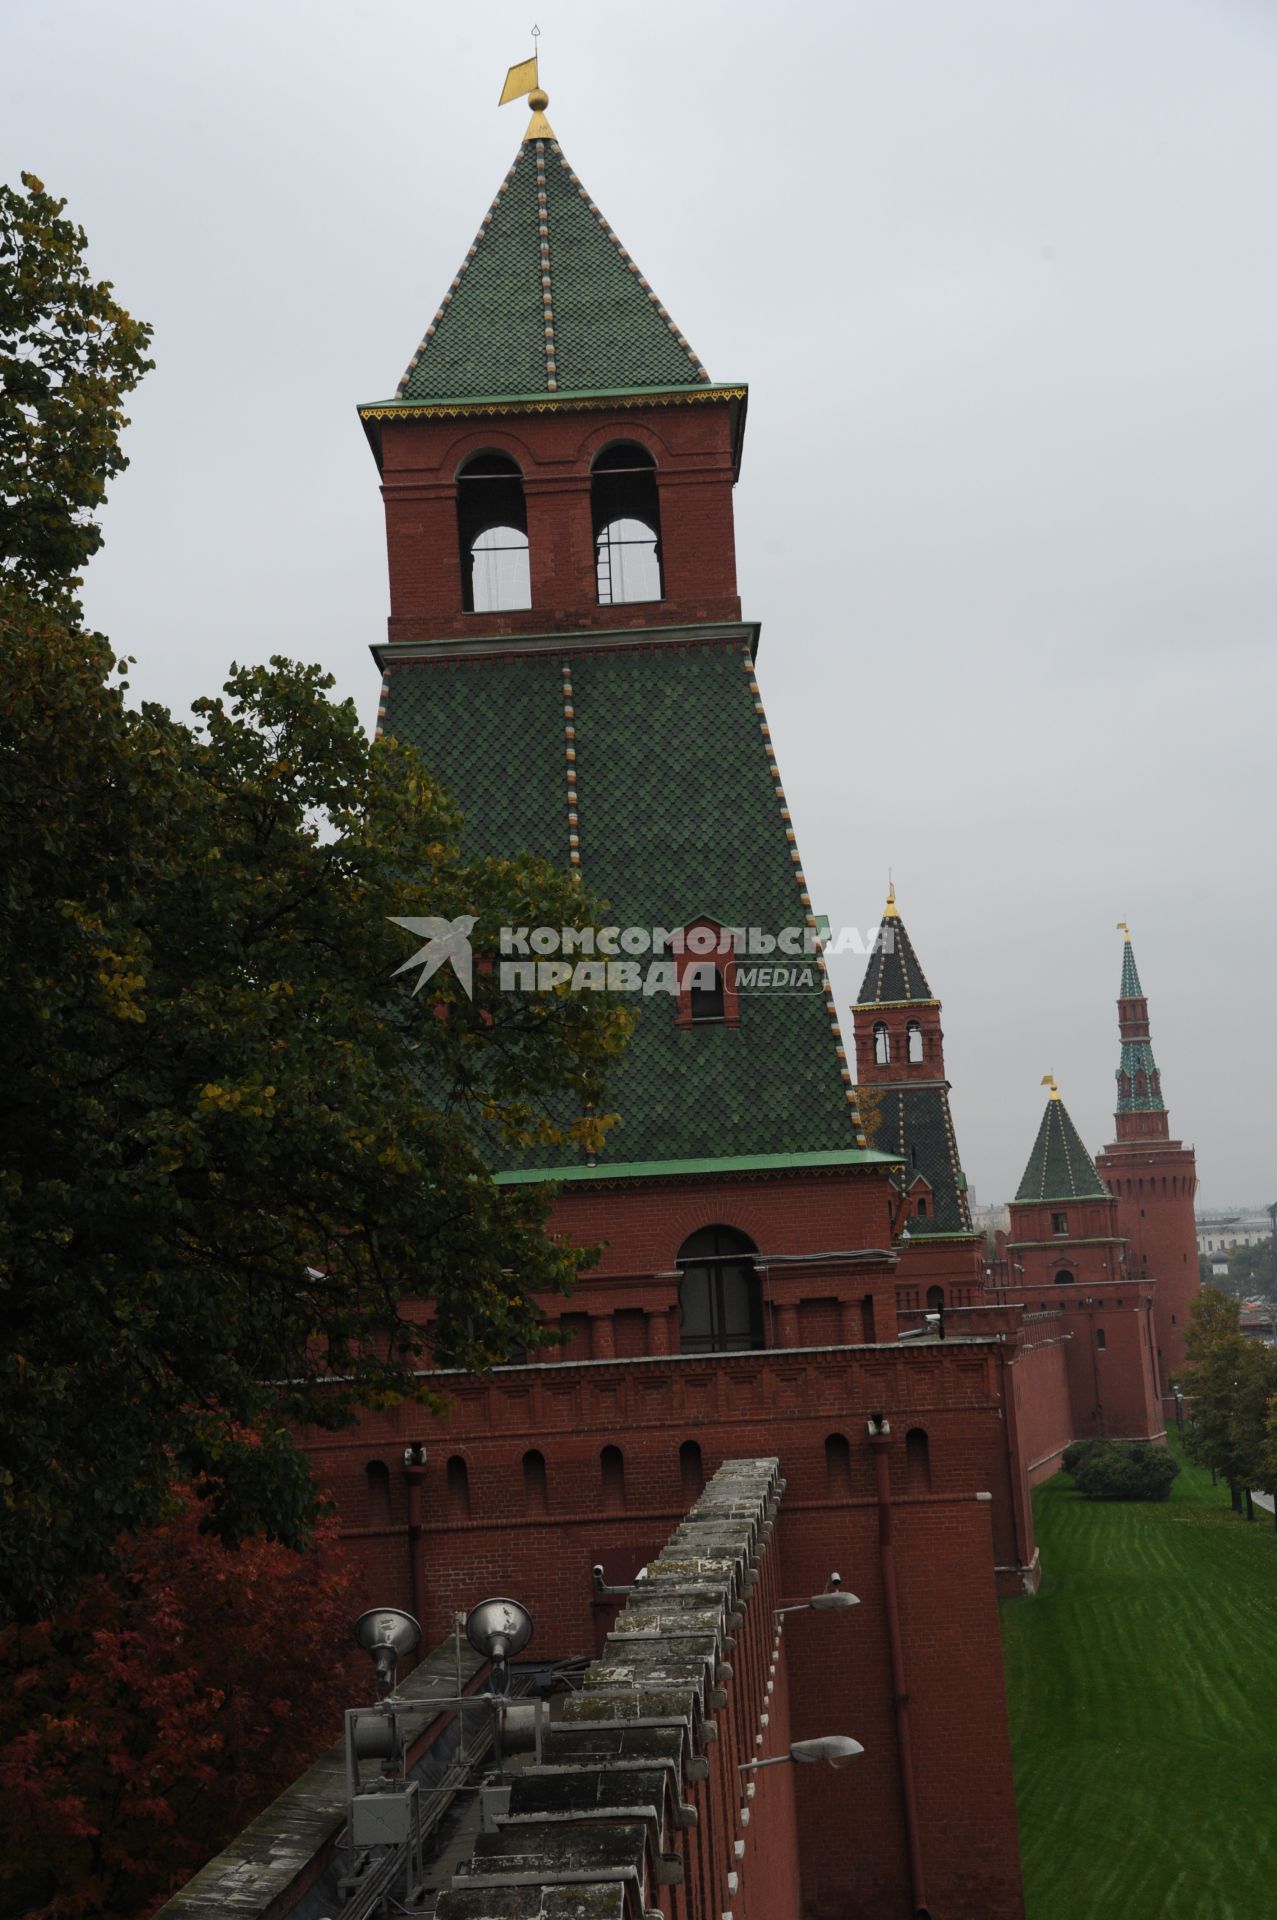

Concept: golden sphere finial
[[528, 87, 549, 110]]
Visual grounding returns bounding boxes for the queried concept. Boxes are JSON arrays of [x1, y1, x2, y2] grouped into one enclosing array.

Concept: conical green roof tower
[[1015, 1080, 1109, 1203], [367, 94, 895, 1187]]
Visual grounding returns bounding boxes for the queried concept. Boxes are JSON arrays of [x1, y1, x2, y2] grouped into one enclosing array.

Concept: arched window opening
[[592, 443, 662, 604], [825, 1431, 853, 1498], [523, 1448, 548, 1514], [861, 1292, 877, 1344], [926, 1286, 945, 1311], [916, 1196, 928, 1219], [873, 1022, 890, 1066], [905, 1427, 931, 1493], [446, 1454, 470, 1520], [907, 1021, 924, 1064], [457, 452, 530, 613], [680, 1439, 704, 1501], [365, 1460, 391, 1525], [601, 1444, 626, 1512], [677, 1225, 762, 1354], [1096, 1328, 1107, 1351], [1055, 1269, 1076, 1285]]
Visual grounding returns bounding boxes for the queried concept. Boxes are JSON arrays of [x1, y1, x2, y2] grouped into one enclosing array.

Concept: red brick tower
[[1095, 928, 1200, 1383], [852, 885, 985, 1311], [360, 87, 908, 1352], [1002, 1079, 1162, 1443]]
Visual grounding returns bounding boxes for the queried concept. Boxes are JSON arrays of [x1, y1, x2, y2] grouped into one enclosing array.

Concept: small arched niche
[[365, 1460, 391, 1525], [679, 1439, 705, 1501], [523, 1448, 548, 1515], [446, 1453, 471, 1520], [905, 1427, 932, 1493], [592, 442, 663, 605], [456, 451, 531, 613], [601, 1444, 626, 1512], [825, 1431, 853, 1498]]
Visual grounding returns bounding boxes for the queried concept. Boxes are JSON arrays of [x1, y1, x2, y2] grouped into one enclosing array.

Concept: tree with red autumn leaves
[[0, 1493, 361, 1919]]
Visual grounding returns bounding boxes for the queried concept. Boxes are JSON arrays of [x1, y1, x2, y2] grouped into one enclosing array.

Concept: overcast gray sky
[[5, 0, 1274, 1208]]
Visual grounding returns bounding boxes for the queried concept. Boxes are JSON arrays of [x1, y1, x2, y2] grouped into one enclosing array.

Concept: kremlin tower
[[1095, 928, 1200, 1385]]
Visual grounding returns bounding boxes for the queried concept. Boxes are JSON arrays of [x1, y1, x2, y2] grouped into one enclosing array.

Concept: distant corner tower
[[1095, 926, 1199, 1383], [851, 886, 985, 1307]]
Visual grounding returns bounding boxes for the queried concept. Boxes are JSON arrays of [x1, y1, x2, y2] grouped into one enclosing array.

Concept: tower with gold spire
[[362, 66, 902, 1322], [1095, 927, 1199, 1384], [851, 885, 986, 1309]]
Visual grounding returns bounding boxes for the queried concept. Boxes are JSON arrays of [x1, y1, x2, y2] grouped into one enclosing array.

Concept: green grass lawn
[[1001, 1444, 1277, 1919]]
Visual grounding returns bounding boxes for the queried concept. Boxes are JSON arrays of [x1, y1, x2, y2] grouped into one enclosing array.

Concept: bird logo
[[388, 914, 477, 999]]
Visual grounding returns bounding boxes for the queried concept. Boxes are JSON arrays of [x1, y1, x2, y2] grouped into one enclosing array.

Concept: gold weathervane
[[1041, 1073, 1060, 1100], [1116, 920, 1131, 941], [500, 32, 554, 140]]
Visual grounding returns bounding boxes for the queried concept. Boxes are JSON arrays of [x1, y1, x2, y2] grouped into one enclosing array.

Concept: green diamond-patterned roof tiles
[[393, 139, 708, 404], [1116, 1040, 1166, 1113], [857, 906, 935, 1006], [379, 636, 858, 1171], [1119, 935, 1145, 1002], [380, 654, 567, 864], [861, 1083, 973, 1235], [1015, 1094, 1110, 1203]]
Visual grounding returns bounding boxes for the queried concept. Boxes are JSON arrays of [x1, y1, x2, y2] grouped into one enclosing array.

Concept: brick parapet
[[435, 1457, 787, 1920], [151, 1638, 489, 1920]]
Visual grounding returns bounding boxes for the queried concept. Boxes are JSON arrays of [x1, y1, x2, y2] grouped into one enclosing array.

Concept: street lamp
[[775, 1590, 860, 1619], [740, 1736, 864, 1774]]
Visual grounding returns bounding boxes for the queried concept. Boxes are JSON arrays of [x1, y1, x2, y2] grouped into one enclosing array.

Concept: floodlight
[[465, 1596, 534, 1672], [354, 1607, 421, 1692]]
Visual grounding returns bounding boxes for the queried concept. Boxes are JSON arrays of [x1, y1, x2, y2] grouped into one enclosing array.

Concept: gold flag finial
[[883, 871, 898, 919], [1041, 1073, 1059, 1100], [1116, 920, 1130, 940], [499, 32, 554, 139]]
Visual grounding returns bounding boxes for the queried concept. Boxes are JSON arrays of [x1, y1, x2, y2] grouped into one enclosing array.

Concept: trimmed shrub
[[1061, 1439, 1104, 1477], [1071, 1441, 1180, 1502]]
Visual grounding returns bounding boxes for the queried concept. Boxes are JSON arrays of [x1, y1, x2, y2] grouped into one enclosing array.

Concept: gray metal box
[[350, 1782, 417, 1847]]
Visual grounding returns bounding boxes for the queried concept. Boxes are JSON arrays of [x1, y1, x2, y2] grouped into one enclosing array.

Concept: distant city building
[[1196, 1211, 1273, 1255]]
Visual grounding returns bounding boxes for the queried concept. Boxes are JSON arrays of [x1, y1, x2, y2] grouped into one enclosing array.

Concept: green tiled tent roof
[[1115, 934, 1166, 1113], [857, 900, 936, 1006], [1119, 935, 1145, 1002], [381, 637, 864, 1170], [1015, 1094, 1109, 1203], [863, 1084, 974, 1235], [392, 137, 709, 404]]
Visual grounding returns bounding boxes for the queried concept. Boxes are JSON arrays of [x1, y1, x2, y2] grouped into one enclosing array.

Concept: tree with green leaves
[[0, 598, 633, 1624], [1177, 1288, 1277, 1516], [1, 172, 153, 611], [0, 170, 634, 1624]]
